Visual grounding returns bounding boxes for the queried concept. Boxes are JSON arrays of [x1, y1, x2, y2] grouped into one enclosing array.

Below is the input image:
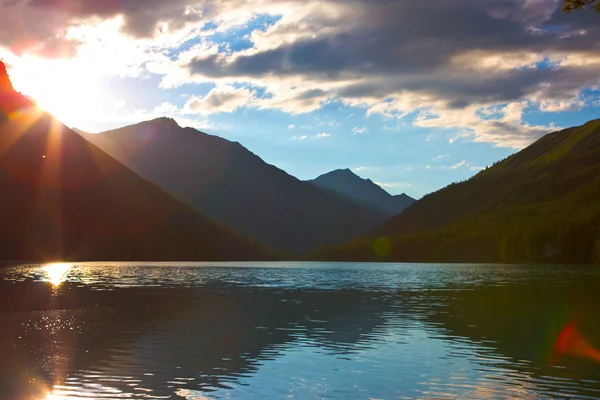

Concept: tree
[[563, 0, 600, 12]]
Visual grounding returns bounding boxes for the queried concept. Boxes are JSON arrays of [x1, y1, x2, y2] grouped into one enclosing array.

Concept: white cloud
[[449, 160, 467, 169], [353, 166, 380, 172], [292, 133, 330, 140], [2, 0, 597, 149], [415, 101, 557, 148], [352, 126, 368, 135], [434, 154, 449, 161], [184, 84, 256, 114], [318, 119, 340, 127], [375, 182, 413, 189], [288, 124, 295, 129], [539, 97, 585, 112]]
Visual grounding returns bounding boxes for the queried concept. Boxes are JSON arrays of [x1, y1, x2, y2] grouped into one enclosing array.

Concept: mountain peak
[[149, 117, 180, 128], [325, 168, 359, 178], [0, 60, 15, 93], [84, 125, 387, 254], [0, 60, 31, 116], [310, 169, 415, 217]]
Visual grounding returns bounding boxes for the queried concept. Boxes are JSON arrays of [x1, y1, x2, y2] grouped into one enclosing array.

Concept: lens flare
[[373, 237, 391, 258], [554, 321, 600, 363], [44, 263, 72, 287]]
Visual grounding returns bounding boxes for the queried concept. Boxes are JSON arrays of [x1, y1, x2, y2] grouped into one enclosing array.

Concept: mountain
[[81, 120, 387, 255], [309, 169, 415, 217], [0, 61, 264, 261], [316, 118, 600, 264]]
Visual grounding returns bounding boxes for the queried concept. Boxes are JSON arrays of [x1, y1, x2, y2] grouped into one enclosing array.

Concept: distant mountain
[[0, 61, 264, 262], [309, 169, 415, 217], [316, 118, 600, 264], [82, 121, 386, 254]]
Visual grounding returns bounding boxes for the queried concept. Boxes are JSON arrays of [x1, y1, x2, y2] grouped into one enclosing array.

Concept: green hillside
[[315, 119, 600, 264]]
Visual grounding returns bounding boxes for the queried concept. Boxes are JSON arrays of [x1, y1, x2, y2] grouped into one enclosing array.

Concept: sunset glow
[[0, 1, 600, 399], [44, 263, 72, 287], [8, 58, 106, 129]]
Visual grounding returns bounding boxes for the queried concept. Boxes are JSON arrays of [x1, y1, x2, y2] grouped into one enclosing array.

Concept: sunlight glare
[[44, 263, 72, 287], [8, 57, 107, 129]]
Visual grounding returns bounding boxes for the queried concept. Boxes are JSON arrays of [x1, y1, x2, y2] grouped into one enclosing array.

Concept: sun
[[44, 263, 72, 287], [7, 58, 107, 129]]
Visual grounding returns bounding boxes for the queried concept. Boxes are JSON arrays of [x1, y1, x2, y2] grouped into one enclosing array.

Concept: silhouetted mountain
[[82, 121, 387, 254], [316, 118, 600, 264], [309, 168, 415, 217], [0, 61, 264, 261]]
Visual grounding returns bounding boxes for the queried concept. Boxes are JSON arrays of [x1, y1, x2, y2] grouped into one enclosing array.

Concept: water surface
[[1, 262, 600, 399]]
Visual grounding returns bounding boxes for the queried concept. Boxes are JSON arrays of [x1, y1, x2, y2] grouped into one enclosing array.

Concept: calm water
[[1, 262, 600, 399]]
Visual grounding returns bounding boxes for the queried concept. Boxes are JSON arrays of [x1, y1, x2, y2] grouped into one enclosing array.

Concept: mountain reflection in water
[[1, 262, 600, 399]]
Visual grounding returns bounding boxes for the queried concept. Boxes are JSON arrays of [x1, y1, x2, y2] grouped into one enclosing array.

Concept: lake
[[1, 262, 600, 399]]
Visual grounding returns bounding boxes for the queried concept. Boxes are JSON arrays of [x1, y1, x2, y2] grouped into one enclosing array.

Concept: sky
[[0, 0, 598, 198]]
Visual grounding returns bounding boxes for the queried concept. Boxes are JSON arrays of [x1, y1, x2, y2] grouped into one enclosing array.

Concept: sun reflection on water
[[44, 263, 72, 287]]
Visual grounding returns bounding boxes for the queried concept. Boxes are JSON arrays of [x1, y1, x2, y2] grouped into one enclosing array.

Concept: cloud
[[184, 84, 256, 114], [352, 126, 367, 135], [177, 0, 599, 147], [0, 0, 211, 58], [434, 154, 449, 161], [375, 182, 413, 189], [292, 132, 330, 140], [416, 101, 559, 148], [2, 0, 599, 147], [426, 160, 484, 172], [317, 119, 339, 127], [449, 160, 467, 169], [539, 97, 585, 112], [288, 124, 295, 129], [51, 98, 221, 133], [353, 166, 379, 172]]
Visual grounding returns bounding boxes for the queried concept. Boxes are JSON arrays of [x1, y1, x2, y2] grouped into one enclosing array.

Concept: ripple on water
[[1, 262, 600, 399]]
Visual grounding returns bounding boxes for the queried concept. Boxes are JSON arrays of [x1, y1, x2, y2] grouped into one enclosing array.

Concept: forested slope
[[316, 119, 600, 264]]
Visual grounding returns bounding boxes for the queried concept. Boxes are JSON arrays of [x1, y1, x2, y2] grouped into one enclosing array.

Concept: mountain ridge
[[82, 119, 387, 254], [0, 61, 265, 262], [309, 168, 415, 217], [316, 117, 600, 264]]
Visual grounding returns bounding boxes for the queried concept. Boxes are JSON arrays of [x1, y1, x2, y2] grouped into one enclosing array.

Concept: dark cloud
[[0, 0, 204, 55], [188, 1, 565, 78], [291, 89, 326, 100], [185, 0, 599, 109], [1, 0, 598, 147], [28, 0, 202, 37]]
